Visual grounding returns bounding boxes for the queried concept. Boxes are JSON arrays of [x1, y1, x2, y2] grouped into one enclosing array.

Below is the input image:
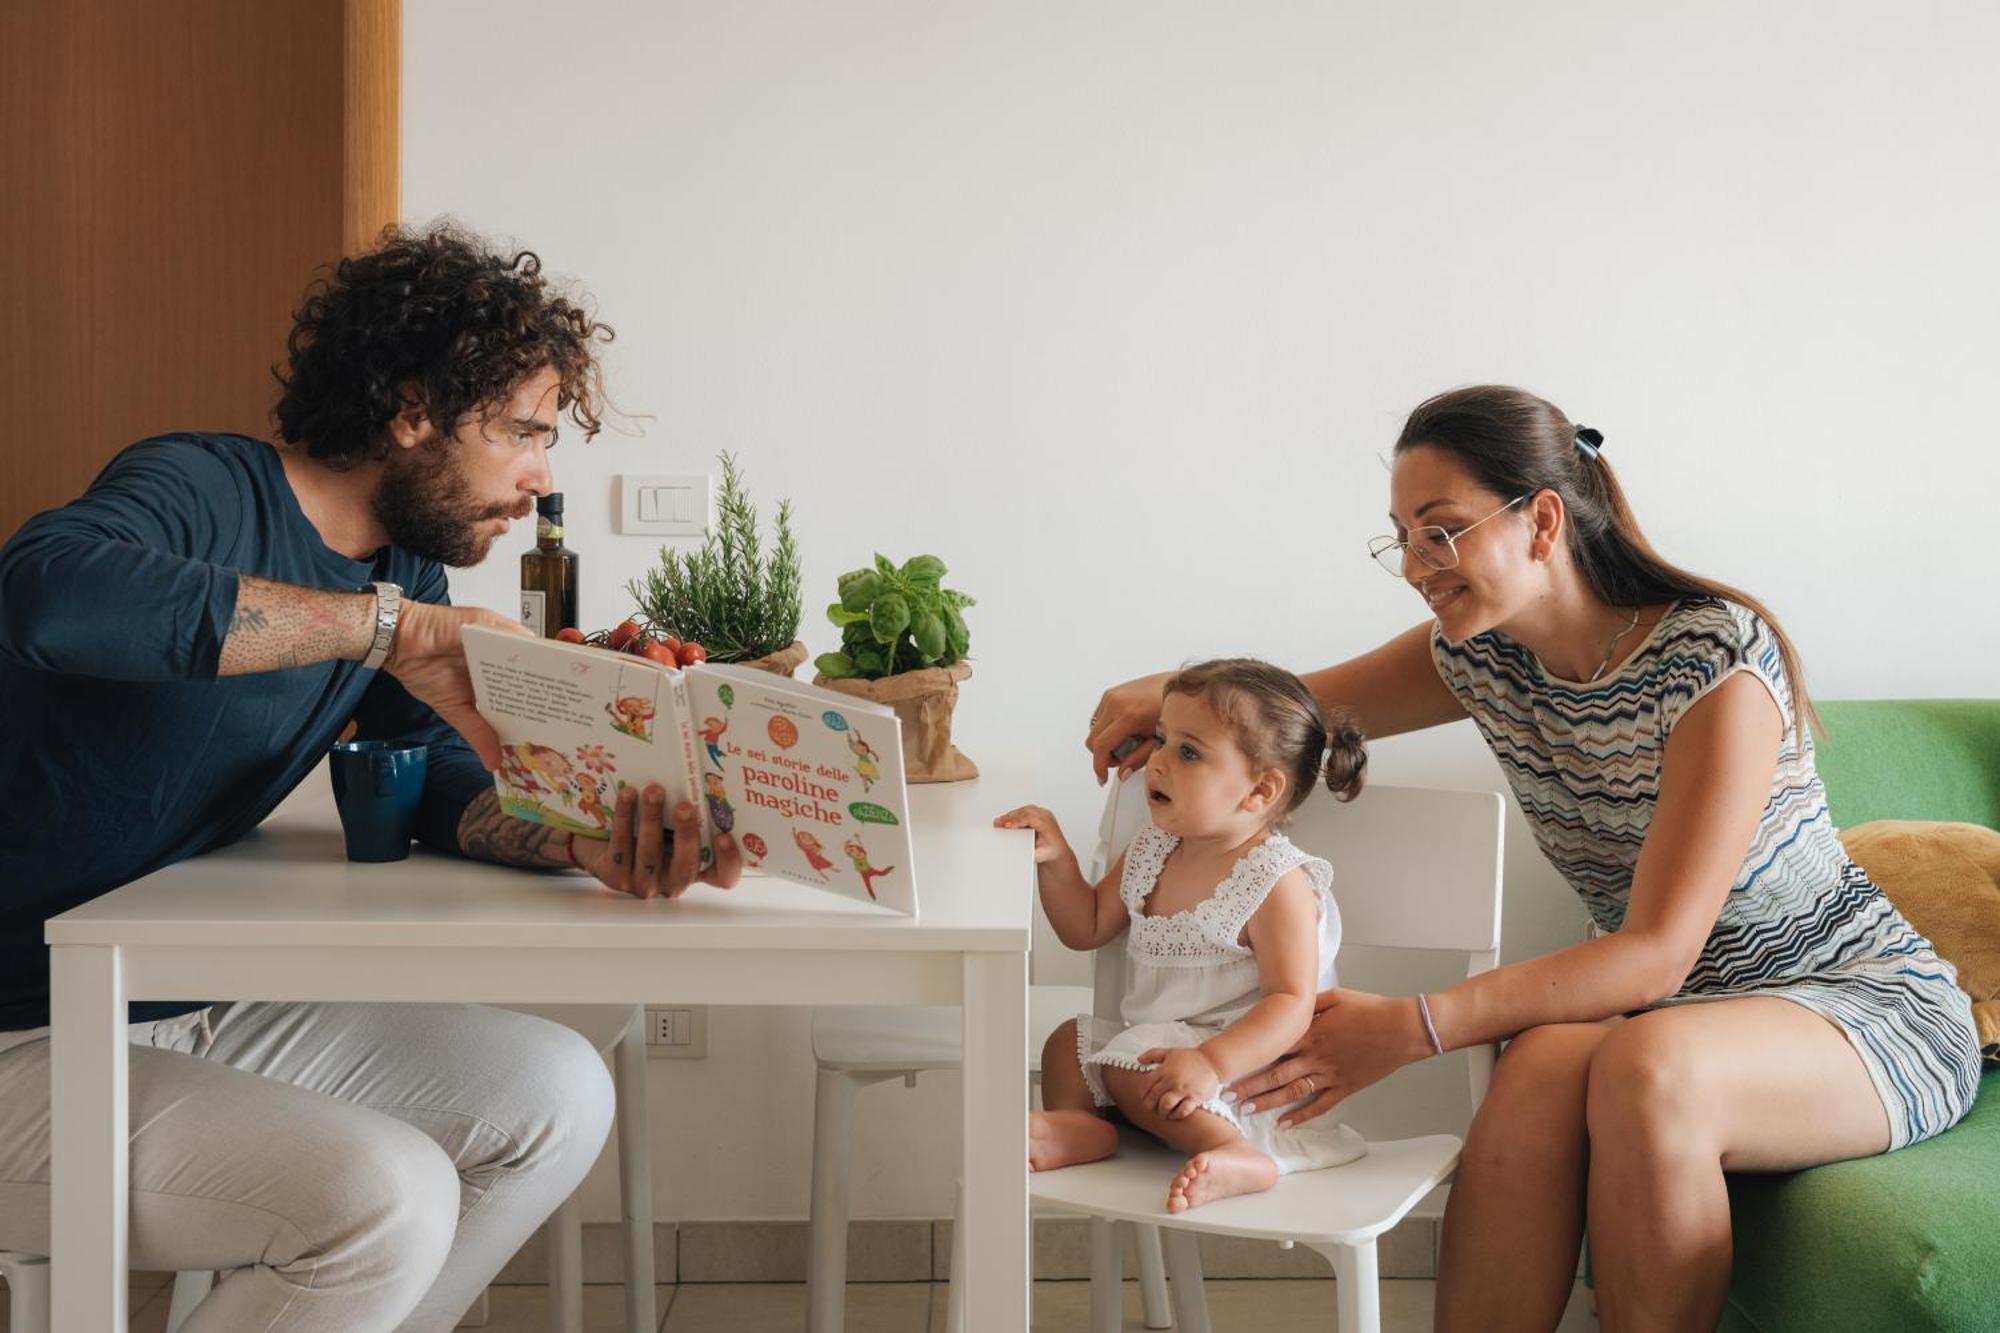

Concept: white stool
[[808, 996, 1174, 1333], [0, 1250, 50, 1329], [502, 1004, 657, 1333]]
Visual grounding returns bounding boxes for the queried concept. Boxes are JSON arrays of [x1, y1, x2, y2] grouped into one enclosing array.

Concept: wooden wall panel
[[344, 0, 401, 256], [0, 0, 401, 542]]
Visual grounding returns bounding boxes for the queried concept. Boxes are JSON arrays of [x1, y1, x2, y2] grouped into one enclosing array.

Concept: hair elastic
[[1574, 426, 1604, 461], [1416, 992, 1445, 1056]]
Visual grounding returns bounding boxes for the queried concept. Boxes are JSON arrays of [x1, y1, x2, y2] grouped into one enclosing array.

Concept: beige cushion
[[1841, 820, 2000, 1060]]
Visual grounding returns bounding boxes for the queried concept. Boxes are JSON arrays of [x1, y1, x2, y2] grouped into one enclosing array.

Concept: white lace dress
[[1075, 822, 1368, 1173]]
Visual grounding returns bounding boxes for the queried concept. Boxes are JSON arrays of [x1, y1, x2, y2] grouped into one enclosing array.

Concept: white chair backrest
[[1083, 776, 1505, 1019], [1084, 773, 1152, 1018], [1290, 783, 1504, 955]]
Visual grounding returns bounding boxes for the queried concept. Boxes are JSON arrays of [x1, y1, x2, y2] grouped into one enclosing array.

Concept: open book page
[[684, 664, 918, 914], [461, 626, 704, 856]]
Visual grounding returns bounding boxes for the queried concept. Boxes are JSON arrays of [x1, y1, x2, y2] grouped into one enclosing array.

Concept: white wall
[[403, 0, 2000, 1222]]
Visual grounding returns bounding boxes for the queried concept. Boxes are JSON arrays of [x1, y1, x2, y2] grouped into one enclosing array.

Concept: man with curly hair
[[0, 224, 740, 1329]]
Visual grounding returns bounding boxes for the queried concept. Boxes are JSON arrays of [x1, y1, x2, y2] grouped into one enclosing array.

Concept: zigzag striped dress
[[1431, 596, 1981, 1149]]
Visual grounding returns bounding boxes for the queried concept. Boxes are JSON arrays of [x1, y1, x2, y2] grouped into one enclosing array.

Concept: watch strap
[[361, 581, 402, 671]]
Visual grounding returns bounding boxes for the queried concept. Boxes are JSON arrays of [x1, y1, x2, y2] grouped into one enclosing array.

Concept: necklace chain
[[1585, 606, 1644, 683]]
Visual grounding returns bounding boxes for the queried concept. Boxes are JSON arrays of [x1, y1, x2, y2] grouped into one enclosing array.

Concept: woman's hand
[[1085, 671, 1174, 784], [1139, 1046, 1223, 1120], [1225, 988, 1434, 1127], [992, 806, 1076, 865], [571, 785, 743, 899]]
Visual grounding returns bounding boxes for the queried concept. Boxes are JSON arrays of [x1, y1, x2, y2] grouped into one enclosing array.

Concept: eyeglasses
[[1367, 493, 1533, 578]]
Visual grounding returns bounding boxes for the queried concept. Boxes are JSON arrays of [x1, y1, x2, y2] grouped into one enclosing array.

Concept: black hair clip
[[1574, 426, 1604, 460]]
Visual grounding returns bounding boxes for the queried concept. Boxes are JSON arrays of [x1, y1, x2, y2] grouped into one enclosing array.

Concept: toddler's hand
[[1138, 1046, 1222, 1120], [992, 805, 1074, 865]]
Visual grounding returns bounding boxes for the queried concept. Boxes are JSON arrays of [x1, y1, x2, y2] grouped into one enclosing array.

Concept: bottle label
[[521, 589, 547, 637], [537, 515, 563, 544]]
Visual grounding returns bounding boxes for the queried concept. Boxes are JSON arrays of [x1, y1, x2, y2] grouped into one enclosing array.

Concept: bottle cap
[[536, 493, 564, 517]]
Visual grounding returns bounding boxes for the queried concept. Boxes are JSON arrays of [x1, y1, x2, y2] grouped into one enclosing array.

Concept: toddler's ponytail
[[1165, 658, 1370, 822], [1321, 712, 1367, 803]]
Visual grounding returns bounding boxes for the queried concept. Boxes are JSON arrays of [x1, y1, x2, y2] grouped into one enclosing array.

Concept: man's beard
[[372, 444, 523, 567]]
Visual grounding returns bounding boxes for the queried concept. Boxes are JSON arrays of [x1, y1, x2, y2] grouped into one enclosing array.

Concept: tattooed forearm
[[217, 574, 376, 676], [456, 790, 573, 869]]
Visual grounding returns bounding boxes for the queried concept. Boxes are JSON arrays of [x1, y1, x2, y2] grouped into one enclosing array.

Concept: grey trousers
[[0, 1001, 616, 1332]]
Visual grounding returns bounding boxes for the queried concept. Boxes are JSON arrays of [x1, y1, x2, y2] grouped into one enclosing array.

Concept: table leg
[[959, 950, 1028, 1332], [51, 944, 128, 1332], [613, 1010, 657, 1333]]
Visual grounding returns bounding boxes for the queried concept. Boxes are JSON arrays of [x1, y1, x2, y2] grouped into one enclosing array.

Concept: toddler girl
[[994, 658, 1368, 1212]]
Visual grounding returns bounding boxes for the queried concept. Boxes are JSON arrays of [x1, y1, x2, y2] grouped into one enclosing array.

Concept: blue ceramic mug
[[329, 741, 428, 862]]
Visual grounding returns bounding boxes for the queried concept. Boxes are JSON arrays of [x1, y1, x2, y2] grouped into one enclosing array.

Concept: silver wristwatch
[[361, 581, 403, 671]]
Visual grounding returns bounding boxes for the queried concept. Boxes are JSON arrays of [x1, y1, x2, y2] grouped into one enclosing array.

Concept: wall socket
[[644, 1005, 708, 1059]]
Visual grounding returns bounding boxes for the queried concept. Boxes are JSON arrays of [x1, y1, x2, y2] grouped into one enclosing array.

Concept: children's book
[[462, 626, 916, 914]]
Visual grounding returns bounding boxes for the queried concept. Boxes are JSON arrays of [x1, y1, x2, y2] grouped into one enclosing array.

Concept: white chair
[[0, 1250, 50, 1329], [497, 1003, 658, 1333], [806, 779, 1176, 1333], [1026, 777, 1505, 1333], [7, 1005, 653, 1333]]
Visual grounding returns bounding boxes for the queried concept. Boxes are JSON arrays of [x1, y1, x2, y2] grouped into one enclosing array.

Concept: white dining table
[[45, 760, 1034, 1331]]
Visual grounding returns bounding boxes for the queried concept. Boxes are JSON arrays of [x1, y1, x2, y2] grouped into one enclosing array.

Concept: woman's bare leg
[[1436, 1021, 1617, 1333], [1586, 998, 1890, 1333], [1031, 1019, 1116, 1171], [1099, 1065, 1278, 1211]]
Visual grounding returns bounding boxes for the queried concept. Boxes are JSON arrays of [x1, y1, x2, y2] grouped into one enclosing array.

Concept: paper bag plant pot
[[812, 660, 977, 783], [740, 639, 809, 678]]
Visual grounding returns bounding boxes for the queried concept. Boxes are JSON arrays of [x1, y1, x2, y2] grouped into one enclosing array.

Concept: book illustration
[[699, 682, 735, 770], [703, 771, 736, 833], [574, 745, 617, 830], [767, 713, 800, 749], [844, 730, 881, 792], [496, 741, 622, 835], [843, 833, 895, 901], [605, 665, 660, 742], [794, 829, 835, 879], [740, 832, 768, 868], [700, 714, 730, 770], [820, 708, 881, 791]]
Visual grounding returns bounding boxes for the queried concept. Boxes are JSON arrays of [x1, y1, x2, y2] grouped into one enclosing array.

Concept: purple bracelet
[[1416, 992, 1445, 1056]]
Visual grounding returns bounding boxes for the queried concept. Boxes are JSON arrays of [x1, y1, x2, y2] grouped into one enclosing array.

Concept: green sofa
[[1719, 700, 2000, 1333]]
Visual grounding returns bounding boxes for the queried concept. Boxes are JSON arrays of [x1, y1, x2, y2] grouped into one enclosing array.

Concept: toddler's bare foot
[[1166, 1141, 1279, 1212], [1030, 1109, 1117, 1172]]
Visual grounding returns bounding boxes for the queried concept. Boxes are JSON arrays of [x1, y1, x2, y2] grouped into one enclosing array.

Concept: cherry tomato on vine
[[554, 627, 586, 643], [678, 642, 709, 666], [607, 618, 644, 651]]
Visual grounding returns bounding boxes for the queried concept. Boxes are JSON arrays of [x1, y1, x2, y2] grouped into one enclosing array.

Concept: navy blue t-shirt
[[0, 433, 493, 1029]]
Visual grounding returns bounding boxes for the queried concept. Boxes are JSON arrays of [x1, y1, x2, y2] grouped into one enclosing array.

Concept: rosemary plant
[[626, 452, 803, 662]]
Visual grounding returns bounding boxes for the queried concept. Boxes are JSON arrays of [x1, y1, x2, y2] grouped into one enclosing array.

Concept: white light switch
[[618, 473, 711, 536]]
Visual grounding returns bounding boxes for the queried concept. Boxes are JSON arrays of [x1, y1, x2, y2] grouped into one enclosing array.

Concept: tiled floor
[[0, 1274, 1596, 1332]]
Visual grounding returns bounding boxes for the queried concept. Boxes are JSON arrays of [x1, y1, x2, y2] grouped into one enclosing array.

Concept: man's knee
[[292, 1113, 460, 1300], [484, 1011, 617, 1175]]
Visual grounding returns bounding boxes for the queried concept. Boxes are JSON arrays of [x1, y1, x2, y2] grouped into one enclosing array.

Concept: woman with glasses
[[1085, 384, 1980, 1332]]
